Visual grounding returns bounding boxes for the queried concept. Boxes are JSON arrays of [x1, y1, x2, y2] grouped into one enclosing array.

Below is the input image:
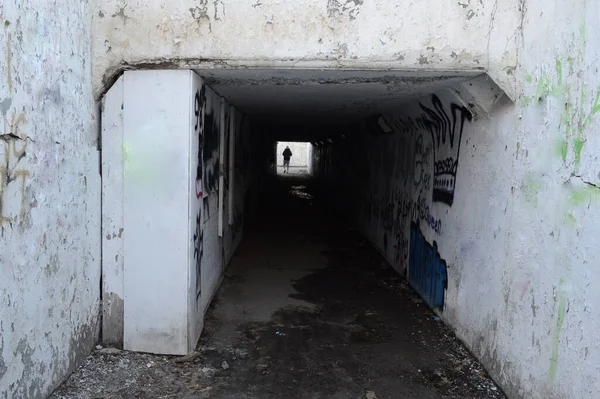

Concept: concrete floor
[[276, 166, 309, 175], [52, 176, 504, 399]]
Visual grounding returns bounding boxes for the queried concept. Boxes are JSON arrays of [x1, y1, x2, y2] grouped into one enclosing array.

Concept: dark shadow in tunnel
[[197, 171, 506, 399]]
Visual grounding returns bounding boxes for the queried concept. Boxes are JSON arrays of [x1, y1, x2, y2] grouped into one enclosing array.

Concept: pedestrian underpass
[[4, 2, 600, 398], [64, 68, 510, 398], [99, 68, 502, 353]]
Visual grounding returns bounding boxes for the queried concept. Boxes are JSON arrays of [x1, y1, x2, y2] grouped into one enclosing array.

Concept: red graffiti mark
[[520, 282, 529, 299], [195, 179, 203, 199]]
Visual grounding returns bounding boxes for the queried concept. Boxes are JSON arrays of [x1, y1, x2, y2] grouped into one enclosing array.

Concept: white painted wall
[[102, 70, 250, 355], [0, 0, 101, 397], [312, 2, 600, 396], [92, 0, 521, 101], [121, 71, 192, 354]]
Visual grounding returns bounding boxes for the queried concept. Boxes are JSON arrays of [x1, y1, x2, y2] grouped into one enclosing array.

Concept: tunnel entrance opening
[[276, 141, 312, 175], [99, 68, 509, 397]]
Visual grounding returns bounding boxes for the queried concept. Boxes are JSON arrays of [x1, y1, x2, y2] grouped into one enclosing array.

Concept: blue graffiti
[[409, 222, 448, 309]]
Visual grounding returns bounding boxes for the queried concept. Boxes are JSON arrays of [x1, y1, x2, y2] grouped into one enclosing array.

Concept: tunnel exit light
[[276, 141, 313, 176]]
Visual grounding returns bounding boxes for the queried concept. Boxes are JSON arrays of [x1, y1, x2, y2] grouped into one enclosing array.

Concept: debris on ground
[[97, 347, 122, 355], [173, 351, 201, 363], [51, 178, 505, 399]]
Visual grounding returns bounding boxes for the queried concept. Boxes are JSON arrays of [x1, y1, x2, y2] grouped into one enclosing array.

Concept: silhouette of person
[[282, 146, 293, 173]]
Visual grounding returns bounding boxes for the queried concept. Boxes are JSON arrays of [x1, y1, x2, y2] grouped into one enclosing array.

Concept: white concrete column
[[103, 70, 204, 355], [122, 70, 192, 355]]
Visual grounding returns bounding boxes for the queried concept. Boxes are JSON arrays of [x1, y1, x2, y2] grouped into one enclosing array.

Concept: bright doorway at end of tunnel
[[276, 141, 313, 176]]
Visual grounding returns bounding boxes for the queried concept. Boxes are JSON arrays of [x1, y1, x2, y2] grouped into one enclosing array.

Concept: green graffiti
[[565, 213, 577, 225], [522, 172, 544, 206], [123, 143, 130, 162], [567, 57, 575, 73], [568, 185, 600, 206], [534, 75, 554, 102], [556, 138, 568, 161], [526, 49, 599, 168], [579, 22, 587, 47], [548, 294, 567, 384], [591, 91, 600, 115], [573, 136, 585, 164], [583, 89, 600, 128], [122, 140, 160, 184]]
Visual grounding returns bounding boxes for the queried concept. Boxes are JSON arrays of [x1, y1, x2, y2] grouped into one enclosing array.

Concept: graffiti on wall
[[193, 211, 204, 298], [391, 94, 473, 206], [203, 91, 220, 195], [1, 111, 29, 225], [413, 132, 432, 191], [193, 86, 206, 199], [418, 95, 472, 206], [192, 84, 221, 198], [393, 231, 409, 271], [408, 221, 448, 309], [367, 190, 442, 237], [388, 120, 413, 188]]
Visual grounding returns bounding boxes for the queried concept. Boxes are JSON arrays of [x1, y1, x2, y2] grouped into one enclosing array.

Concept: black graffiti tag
[[193, 211, 204, 298], [194, 86, 206, 199], [417, 95, 472, 206]]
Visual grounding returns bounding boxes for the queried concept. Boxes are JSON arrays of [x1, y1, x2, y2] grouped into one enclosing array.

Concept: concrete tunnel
[[99, 68, 509, 387], [3, 0, 600, 397]]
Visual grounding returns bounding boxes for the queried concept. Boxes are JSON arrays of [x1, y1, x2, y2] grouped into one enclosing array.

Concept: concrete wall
[[190, 72, 252, 353], [92, 0, 521, 100], [123, 71, 193, 354], [312, 2, 600, 396], [1, 0, 596, 396], [102, 70, 251, 355], [0, 0, 101, 397]]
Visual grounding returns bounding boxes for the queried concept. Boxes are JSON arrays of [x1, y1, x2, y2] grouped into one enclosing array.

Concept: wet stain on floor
[[52, 176, 504, 399]]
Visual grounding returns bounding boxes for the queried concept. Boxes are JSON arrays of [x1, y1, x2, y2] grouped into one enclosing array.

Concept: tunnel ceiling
[[196, 69, 482, 128]]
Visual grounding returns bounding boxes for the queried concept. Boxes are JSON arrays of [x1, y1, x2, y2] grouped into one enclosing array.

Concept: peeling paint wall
[[92, 0, 521, 100], [0, 0, 101, 397], [312, 2, 600, 394]]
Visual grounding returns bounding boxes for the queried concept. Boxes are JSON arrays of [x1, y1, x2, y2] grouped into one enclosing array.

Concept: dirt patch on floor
[[52, 240, 504, 399], [51, 179, 505, 399]]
